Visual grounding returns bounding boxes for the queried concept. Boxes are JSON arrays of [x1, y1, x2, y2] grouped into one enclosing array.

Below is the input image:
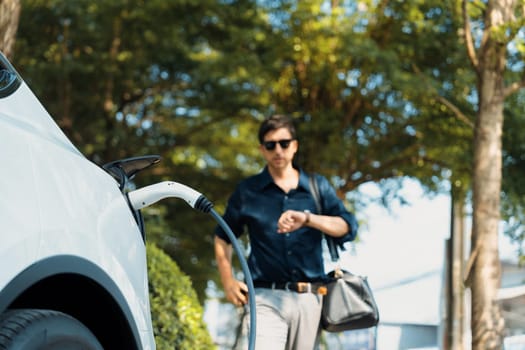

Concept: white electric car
[[0, 52, 157, 349]]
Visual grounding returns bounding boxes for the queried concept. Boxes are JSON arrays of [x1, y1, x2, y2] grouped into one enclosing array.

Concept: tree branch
[[412, 63, 475, 129], [463, 241, 481, 287], [435, 95, 475, 128], [462, 0, 480, 73], [504, 78, 525, 98]]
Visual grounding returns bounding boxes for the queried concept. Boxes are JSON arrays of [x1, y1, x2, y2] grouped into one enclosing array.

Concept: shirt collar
[[253, 167, 274, 190], [297, 169, 312, 192], [255, 166, 311, 192]]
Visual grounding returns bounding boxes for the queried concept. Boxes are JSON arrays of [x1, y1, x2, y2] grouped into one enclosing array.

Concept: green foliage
[[13, 0, 525, 303], [260, 0, 474, 206], [15, 0, 270, 301], [147, 242, 216, 350], [501, 91, 525, 260]]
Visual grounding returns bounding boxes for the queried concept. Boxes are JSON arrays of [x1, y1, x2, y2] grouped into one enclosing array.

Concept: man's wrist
[[303, 210, 311, 225]]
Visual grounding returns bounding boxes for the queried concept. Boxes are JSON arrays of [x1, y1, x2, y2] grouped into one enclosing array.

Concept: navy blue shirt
[[215, 167, 358, 283]]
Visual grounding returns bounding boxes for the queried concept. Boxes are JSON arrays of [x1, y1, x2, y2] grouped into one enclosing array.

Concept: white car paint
[[0, 53, 155, 349]]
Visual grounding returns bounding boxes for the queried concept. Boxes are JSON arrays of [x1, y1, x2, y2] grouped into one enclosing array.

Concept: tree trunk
[[452, 195, 466, 350], [469, 1, 511, 348], [0, 0, 21, 59], [470, 83, 505, 349], [444, 192, 466, 350]]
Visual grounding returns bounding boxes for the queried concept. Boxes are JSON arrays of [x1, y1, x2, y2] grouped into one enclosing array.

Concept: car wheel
[[0, 309, 103, 350]]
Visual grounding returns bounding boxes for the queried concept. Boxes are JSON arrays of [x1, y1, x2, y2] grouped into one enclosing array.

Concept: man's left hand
[[277, 210, 308, 233]]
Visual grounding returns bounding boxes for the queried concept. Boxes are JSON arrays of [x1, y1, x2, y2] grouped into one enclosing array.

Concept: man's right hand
[[224, 279, 249, 306], [215, 236, 249, 306]]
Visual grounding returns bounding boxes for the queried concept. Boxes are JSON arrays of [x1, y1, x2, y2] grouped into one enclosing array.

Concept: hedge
[[147, 242, 216, 350]]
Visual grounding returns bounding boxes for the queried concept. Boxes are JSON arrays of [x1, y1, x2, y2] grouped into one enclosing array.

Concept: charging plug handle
[[128, 181, 212, 212]]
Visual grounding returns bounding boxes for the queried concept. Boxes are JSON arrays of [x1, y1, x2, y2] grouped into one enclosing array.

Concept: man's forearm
[[308, 214, 349, 237], [278, 210, 350, 237], [214, 236, 235, 286]]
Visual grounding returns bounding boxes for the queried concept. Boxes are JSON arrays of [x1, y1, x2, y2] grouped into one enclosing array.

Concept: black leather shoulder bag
[[308, 174, 380, 332]]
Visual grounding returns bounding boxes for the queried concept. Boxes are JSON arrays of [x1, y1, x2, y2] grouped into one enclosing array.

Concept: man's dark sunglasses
[[262, 139, 294, 151]]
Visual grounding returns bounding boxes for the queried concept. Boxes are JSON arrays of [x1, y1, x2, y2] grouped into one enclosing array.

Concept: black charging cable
[[194, 197, 256, 350], [128, 182, 257, 350]]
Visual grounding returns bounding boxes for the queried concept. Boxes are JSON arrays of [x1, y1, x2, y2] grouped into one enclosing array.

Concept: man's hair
[[258, 114, 297, 144]]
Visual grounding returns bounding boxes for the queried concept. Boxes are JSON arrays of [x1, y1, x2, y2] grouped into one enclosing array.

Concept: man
[[214, 114, 358, 350]]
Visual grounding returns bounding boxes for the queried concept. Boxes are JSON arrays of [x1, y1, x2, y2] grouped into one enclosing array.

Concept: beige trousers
[[244, 287, 323, 350]]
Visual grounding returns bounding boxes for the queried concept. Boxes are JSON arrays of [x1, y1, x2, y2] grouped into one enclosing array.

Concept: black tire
[[0, 309, 103, 350]]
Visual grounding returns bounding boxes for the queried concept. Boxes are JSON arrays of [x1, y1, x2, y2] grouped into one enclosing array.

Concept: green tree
[[460, 0, 525, 347], [259, 2, 524, 347], [13, 2, 525, 347], [258, 0, 473, 201], [14, 0, 273, 301]]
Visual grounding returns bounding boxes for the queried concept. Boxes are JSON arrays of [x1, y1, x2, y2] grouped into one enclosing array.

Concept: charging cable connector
[[128, 181, 213, 213]]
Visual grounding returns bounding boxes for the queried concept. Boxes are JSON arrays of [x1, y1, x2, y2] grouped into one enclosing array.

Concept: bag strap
[[308, 174, 340, 263]]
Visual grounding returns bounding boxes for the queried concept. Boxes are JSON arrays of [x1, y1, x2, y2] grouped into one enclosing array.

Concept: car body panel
[[0, 54, 155, 349]]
